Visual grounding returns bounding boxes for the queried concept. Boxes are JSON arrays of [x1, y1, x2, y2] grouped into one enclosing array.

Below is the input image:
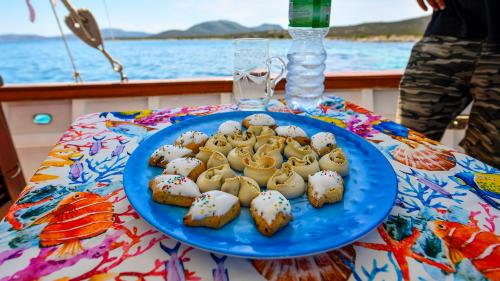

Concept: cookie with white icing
[[163, 157, 206, 182], [242, 156, 277, 187], [319, 148, 349, 176], [196, 164, 237, 192], [242, 114, 276, 129], [174, 131, 209, 154], [221, 176, 260, 207], [204, 134, 233, 156], [285, 155, 320, 180], [218, 120, 242, 136], [227, 146, 253, 171], [149, 175, 201, 207], [267, 163, 306, 199], [149, 145, 194, 168], [275, 125, 309, 145], [250, 190, 293, 236], [311, 132, 337, 156], [307, 170, 344, 208], [284, 137, 318, 160], [184, 190, 240, 229]]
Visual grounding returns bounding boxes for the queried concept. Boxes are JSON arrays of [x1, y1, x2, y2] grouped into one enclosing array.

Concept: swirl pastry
[[267, 163, 306, 199], [204, 134, 233, 156], [243, 156, 277, 187], [221, 176, 261, 207], [319, 148, 349, 176], [311, 132, 337, 156], [247, 125, 276, 137], [149, 145, 194, 168], [218, 120, 242, 136], [284, 137, 318, 160], [227, 131, 256, 150], [254, 143, 283, 168], [227, 146, 254, 171], [206, 151, 229, 169], [195, 147, 217, 163], [174, 131, 209, 154], [149, 175, 201, 207], [275, 125, 309, 145], [250, 190, 293, 236], [242, 114, 276, 129], [196, 164, 237, 192], [254, 135, 286, 153], [308, 171, 344, 208], [163, 157, 206, 182], [184, 190, 240, 229], [285, 155, 320, 180]]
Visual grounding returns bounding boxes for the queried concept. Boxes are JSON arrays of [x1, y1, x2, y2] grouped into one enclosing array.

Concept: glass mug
[[233, 39, 286, 110]]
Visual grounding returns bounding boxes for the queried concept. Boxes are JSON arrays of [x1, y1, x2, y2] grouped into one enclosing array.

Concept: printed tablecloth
[[0, 97, 498, 281]]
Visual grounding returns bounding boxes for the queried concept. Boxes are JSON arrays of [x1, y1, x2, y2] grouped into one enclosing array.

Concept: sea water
[[0, 39, 414, 84]]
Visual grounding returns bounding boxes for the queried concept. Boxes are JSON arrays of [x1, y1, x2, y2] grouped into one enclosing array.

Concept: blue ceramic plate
[[124, 111, 397, 259]]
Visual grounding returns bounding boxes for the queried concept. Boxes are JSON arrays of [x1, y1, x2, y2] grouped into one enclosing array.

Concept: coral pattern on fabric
[[0, 98, 498, 281]]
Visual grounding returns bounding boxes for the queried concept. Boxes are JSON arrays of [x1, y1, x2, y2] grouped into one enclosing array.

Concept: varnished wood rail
[[0, 71, 403, 101]]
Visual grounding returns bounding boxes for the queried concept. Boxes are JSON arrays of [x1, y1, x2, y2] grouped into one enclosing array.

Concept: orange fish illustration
[[428, 220, 500, 280], [33, 192, 114, 256]]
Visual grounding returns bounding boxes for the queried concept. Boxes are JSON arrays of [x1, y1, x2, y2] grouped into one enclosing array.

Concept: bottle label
[[289, 0, 331, 28]]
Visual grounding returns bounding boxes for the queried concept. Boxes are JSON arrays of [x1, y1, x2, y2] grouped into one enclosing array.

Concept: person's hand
[[416, 0, 446, 11]]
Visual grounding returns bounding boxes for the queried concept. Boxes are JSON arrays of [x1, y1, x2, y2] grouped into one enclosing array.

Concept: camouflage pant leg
[[461, 45, 500, 168], [397, 36, 482, 141]]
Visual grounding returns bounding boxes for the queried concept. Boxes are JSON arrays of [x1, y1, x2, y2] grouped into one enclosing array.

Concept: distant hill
[[0, 16, 430, 42], [100, 28, 152, 39], [151, 16, 429, 40], [328, 16, 430, 38], [0, 28, 152, 41], [154, 20, 284, 39], [0, 34, 47, 41]]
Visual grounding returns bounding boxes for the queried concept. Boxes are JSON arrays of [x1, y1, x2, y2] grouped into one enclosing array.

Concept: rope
[[49, 0, 82, 83], [102, 0, 114, 41]]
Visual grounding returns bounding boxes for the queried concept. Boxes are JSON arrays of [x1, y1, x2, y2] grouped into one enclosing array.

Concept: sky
[[1, 0, 431, 36]]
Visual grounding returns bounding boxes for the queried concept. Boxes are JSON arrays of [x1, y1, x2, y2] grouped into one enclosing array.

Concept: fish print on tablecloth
[[111, 139, 128, 157], [99, 110, 153, 120], [160, 242, 186, 281], [105, 120, 155, 140], [451, 172, 500, 209], [210, 253, 229, 281], [402, 169, 454, 199], [31, 192, 114, 256], [89, 136, 105, 156], [428, 220, 500, 280]]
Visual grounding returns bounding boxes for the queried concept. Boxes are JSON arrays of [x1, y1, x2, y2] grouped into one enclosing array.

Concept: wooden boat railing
[[0, 71, 402, 101]]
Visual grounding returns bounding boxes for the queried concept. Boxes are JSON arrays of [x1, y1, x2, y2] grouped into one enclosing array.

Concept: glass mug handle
[[266, 56, 286, 99]]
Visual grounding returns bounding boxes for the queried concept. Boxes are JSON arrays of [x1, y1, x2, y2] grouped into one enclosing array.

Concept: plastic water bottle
[[286, 0, 331, 111]]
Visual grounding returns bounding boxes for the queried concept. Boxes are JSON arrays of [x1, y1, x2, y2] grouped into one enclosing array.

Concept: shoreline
[[0, 34, 421, 43], [108, 35, 421, 43]]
